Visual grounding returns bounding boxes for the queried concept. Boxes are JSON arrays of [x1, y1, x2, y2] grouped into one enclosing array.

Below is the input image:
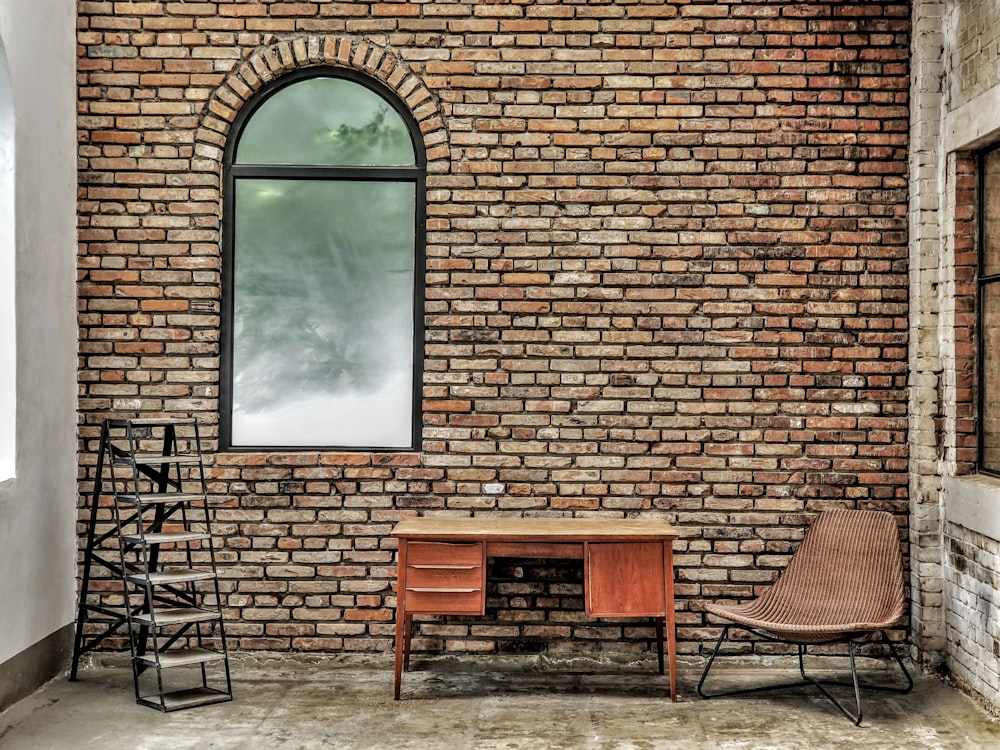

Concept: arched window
[[0, 36, 14, 480], [222, 69, 425, 450]]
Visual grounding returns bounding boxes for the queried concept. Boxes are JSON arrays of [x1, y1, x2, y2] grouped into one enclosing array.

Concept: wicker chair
[[697, 509, 913, 725]]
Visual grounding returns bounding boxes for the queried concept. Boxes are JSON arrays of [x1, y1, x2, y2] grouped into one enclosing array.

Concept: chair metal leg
[[850, 641, 863, 724], [696, 625, 729, 698], [698, 627, 820, 700], [803, 641, 864, 725], [698, 628, 913, 726], [800, 632, 913, 726], [883, 631, 914, 694]]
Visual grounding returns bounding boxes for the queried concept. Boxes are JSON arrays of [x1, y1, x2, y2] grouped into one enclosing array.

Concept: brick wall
[[907, 0, 948, 665], [953, 153, 977, 475], [944, 520, 1000, 703], [77, 1, 912, 658], [949, 0, 1000, 106], [938, 1, 1000, 705], [911, 0, 1000, 713]]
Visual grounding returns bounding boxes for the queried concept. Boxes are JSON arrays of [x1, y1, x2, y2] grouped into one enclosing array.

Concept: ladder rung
[[133, 607, 221, 627], [136, 647, 226, 669], [118, 492, 205, 506], [118, 453, 201, 466], [113, 418, 198, 427], [123, 531, 211, 545], [129, 569, 217, 587], [138, 687, 232, 712]]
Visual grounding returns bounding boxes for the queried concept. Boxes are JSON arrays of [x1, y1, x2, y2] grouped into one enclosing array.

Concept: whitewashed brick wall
[[944, 521, 1000, 701], [911, 0, 1000, 712], [908, 0, 948, 664]]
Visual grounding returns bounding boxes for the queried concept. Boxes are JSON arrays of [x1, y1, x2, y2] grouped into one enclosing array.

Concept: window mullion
[[229, 164, 420, 181]]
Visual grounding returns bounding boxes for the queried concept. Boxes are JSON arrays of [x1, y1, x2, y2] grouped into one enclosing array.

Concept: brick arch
[[192, 34, 448, 188]]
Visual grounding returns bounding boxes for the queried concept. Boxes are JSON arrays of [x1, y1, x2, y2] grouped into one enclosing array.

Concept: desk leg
[[403, 614, 413, 672], [664, 542, 678, 702], [393, 608, 406, 699], [655, 617, 664, 675], [394, 540, 408, 700]]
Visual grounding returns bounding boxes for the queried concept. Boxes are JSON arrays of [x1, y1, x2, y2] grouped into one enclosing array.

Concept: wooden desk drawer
[[406, 541, 482, 566], [404, 587, 484, 614], [407, 564, 482, 590], [486, 541, 583, 559], [401, 540, 485, 614]]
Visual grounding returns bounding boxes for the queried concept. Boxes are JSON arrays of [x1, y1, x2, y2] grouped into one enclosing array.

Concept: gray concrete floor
[[1, 653, 999, 749]]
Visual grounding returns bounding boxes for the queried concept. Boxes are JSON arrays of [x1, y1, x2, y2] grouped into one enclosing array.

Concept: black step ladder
[[71, 417, 233, 711]]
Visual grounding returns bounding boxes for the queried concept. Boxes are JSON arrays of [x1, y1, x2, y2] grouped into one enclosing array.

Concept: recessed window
[[0, 37, 14, 480], [978, 144, 1000, 474], [222, 70, 425, 451]]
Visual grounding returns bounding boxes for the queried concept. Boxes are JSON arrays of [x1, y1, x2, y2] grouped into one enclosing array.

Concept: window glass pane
[[231, 178, 415, 447], [983, 148, 1000, 276], [982, 283, 1000, 471], [236, 77, 415, 167]]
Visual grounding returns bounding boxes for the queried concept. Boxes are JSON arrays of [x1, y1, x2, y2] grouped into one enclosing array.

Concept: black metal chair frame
[[697, 623, 913, 726]]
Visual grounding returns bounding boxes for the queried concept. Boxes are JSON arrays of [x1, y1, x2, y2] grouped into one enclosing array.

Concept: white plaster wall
[[0, 0, 78, 665], [0, 34, 13, 480]]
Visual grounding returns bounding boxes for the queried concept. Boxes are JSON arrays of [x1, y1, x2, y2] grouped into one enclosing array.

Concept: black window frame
[[220, 66, 426, 452]]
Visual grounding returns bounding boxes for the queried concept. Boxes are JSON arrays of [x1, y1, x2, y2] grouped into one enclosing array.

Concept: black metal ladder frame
[[70, 417, 232, 710]]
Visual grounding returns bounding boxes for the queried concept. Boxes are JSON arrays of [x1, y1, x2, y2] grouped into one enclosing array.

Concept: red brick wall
[[954, 153, 977, 474], [77, 1, 911, 657]]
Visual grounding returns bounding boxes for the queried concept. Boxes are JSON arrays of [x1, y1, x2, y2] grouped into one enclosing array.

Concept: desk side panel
[[585, 542, 667, 617]]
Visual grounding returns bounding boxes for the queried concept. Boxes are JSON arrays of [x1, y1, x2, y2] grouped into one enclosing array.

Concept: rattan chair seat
[[703, 509, 906, 641]]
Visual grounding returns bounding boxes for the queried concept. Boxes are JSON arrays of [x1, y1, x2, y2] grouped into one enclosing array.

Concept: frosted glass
[[236, 77, 415, 167], [231, 178, 415, 447]]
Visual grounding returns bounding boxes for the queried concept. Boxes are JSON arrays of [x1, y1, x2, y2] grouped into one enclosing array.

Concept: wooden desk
[[391, 517, 679, 701]]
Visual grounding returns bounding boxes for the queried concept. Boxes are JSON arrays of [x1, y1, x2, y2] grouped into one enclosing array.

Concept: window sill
[[944, 474, 1000, 543], [212, 448, 422, 468]]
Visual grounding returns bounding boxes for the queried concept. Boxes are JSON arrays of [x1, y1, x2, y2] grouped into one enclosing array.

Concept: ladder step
[[123, 531, 211, 545], [138, 687, 232, 712], [136, 647, 226, 669], [134, 607, 221, 627], [118, 492, 206, 506], [117, 453, 201, 467], [129, 569, 217, 587], [111, 417, 198, 428]]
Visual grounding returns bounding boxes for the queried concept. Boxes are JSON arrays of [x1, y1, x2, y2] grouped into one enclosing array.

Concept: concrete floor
[[1, 653, 998, 749]]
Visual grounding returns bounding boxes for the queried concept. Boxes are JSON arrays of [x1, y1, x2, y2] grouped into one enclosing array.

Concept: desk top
[[392, 516, 678, 542]]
